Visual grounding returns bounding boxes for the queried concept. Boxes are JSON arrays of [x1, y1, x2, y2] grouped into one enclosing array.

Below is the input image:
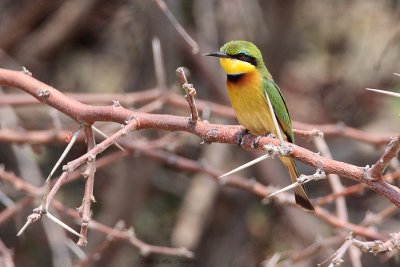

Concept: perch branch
[[0, 68, 399, 207]]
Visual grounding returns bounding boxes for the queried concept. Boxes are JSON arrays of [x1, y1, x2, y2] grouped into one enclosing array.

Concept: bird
[[204, 40, 314, 211]]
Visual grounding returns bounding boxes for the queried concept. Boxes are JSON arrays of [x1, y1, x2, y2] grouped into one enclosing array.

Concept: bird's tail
[[281, 157, 314, 211]]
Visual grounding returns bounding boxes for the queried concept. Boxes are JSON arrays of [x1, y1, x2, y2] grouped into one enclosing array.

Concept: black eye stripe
[[229, 53, 257, 66]]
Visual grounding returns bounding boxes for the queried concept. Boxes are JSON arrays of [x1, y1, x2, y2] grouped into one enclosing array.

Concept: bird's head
[[204, 40, 264, 75]]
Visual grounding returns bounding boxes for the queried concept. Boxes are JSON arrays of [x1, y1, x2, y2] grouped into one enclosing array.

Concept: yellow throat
[[219, 58, 255, 75]]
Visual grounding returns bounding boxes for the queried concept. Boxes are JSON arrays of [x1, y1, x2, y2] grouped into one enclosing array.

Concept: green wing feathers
[[263, 79, 294, 143]]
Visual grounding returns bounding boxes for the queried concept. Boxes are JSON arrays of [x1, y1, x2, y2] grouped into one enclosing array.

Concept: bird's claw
[[251, 136, 262, 149], [279, 143, 292, 156], [236, 129, 249, 146]]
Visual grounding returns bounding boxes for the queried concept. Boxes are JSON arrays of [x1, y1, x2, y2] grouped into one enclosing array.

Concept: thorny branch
[[0, 68, 399, 207], [0, 143, 386, 241], [1, 67, 400, 265], [351, 232, 400, 255], [0, 168, 194, 258]]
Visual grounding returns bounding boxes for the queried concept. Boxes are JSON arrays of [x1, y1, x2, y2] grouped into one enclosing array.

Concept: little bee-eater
[[205, 40, 314, 211]]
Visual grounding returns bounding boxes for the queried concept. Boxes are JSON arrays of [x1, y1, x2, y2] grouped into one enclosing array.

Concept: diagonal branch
[[367, 136, 400, 180]]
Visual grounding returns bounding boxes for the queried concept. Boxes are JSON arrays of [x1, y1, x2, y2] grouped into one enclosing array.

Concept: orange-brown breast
[[226, 70, 286, 139]]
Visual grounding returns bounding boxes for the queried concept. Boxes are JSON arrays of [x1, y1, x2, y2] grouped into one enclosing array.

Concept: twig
[[314, 207, 384, 240], [283, 234, 345, 266], [325, 234, 353, 267], [361, 205, 399, 227], [313, 137, 348, 220], [63, 118, 138, 174], [77, 125, 96, 246], [17, 119, 138, 237], [46, 120, 137, 208], [315, 170, 400, 206], [92, 125, 125, 152], [176, 67, 199, 122], [38, 124, 82, 218], [52, 200, 194, 258], [313, 136, 361, 266], [0, 89, 162, 106], [366, 136, 400, 180], [45, 172, 69, 210], [153, 0, 199, 54], [74, 221, 125, 267], [293, 128, 324, 141], [0, 167, 195, 258], [351, 232, 400, 255], [294, 121, 393, 146]]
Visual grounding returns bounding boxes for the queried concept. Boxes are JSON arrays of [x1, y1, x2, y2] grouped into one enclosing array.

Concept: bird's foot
[[236, 129, 250, 147], [251, 133, 274, 149], [251, 136, 262, 149], [278, 143, 292, 156]]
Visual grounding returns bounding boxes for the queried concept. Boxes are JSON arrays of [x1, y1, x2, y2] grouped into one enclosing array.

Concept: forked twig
[[176, 67, 199, 122]]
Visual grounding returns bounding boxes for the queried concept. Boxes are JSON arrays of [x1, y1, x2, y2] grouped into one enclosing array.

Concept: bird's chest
[[226, 74, 276, 136]]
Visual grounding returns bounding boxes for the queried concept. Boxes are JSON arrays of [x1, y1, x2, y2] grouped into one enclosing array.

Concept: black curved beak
[[203, 51, 230, 58]]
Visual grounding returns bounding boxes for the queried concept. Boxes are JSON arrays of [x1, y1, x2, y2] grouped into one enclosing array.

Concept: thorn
[[47, 212, 83, 238], [17, 209, 46, 236], [366, 88, 400, 98], [218, 153, 272, 179], [46, 126, 82, 183], [263, 170, 326, 201], [22, 66, 32, 76], [37, 89, 50, 101], [112, 100, 121, 107], [263, 182, 300, 200]]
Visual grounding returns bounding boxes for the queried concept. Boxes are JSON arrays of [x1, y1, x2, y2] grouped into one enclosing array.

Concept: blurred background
[[0, 0, 400, 266]]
